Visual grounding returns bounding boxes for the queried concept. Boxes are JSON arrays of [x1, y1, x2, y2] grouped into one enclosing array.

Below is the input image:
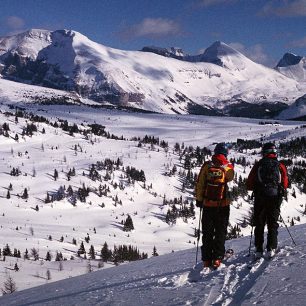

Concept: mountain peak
[[199, 41, 246, 69], [276, 52, 303, 68]]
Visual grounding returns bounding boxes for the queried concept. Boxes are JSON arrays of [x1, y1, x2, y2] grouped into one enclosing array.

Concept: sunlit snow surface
[[1, 224, 305, 306], [0, 96, 305, 303]]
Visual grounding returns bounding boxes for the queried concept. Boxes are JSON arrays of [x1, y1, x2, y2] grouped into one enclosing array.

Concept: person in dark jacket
[[247, 142, 288, 258], [195, 143, 234, 268]]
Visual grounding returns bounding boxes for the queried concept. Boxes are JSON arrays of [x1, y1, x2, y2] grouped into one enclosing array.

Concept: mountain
[[194, 41, 247, 69], [277, 94, 306, 120], [276, 52, 306, 82], [0, 29, 305, 116], [142, 41, 252, 70], [0, 223, 305, 305], [141, 46, 188, 59]]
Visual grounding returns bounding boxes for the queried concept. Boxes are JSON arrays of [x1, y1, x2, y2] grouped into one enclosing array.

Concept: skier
[[247, 142, 288, 258], [195, 143, 234, 269]]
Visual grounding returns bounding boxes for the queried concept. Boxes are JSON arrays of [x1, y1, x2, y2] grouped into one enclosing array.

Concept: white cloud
[[118, 18, 183, 40], [260, 0, 306, 17], [228, 42, 272, 66], [5, 16, 25, 29], [198, 0, 238, 7], [288, 36, 306, 47]]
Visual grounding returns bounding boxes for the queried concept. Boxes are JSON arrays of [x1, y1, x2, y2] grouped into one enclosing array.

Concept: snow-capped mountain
[[276, 53, 306, 82], [278, 94, 306, 120], [0, 29, 305, 116]]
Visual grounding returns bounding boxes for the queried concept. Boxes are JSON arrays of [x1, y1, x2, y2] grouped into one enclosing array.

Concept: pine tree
[[46, 269, 51, 280], [6, 190, 10, 199], [1, 275, 17, 294], [89, 245, 95, 259], [101, 242, 111, 262], [152, 246, 159, 257], [123, 215, 134, 232], [45, 251, 52, 261], [3, 244, 12, 256], [14, 263, 19, 272], [78, 241, 85, 256], [31, 248, 39, 261], [24, 249, 29, 260], [55, 251, 63, 261], [54, 169, 59, 181], [22, 188, 28, 199]]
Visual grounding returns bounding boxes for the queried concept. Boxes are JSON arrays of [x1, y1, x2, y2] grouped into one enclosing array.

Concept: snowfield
[[0, 99, 305, 304], [0, 223, 305, 306]]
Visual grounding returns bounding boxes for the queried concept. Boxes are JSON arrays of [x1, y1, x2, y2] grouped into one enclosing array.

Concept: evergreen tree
[[45, 251, 52, 261], [24, 249, 29, 260], [89, 245, 96, 259], [14, 263, 19, 272], [3, 244, 12, 256], [22, 188, 28, 199], [54, 169, 59, 181], [152, 246, 159, 257], [46, 269, 51, 280], [31, 248, 39, 261], [101, 242, 111, 262], [1, 276, 17, 294], [55, 251, 63, 261], [77, 241, 86, 256], [123, 215, 134, 232]]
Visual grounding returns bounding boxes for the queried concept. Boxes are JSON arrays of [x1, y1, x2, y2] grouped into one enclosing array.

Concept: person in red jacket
[[247, 142, 288, 258]]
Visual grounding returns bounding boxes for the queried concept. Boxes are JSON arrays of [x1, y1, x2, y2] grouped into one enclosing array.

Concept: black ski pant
[[201, 206, 229, 261], [254, 195, 282, 252]]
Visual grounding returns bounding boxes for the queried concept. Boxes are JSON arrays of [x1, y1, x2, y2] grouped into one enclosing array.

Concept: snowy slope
[[0, 29, 305, 115], [276, 53, 306, 82], [277, 94, 306, 120], [0, 223, 305, 306], [0, 100, 306, 295], [0, 78, 81, 105]]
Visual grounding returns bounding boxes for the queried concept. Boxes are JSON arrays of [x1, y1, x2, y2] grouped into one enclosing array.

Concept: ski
[[188, 248, 234, 282], [247, 257, 263, 269], [247, 250, 278, 269]]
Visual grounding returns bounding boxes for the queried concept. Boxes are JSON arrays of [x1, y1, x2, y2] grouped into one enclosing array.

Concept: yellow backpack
[[204, 163, 226, 201]]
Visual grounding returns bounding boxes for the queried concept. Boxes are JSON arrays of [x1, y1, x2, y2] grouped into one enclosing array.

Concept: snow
[[0, 223, 305, 305], [0, 86, 306, 304], [1, 29, 306, 114], [276, 53, 306, 82], [0, 99, 304, 295]]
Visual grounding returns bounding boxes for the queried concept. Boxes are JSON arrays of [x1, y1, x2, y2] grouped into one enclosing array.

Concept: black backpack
[[256, 158, 281, 197]]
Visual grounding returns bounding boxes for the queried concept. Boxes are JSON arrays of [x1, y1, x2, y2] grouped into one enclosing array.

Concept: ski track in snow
[[0, 102, 305, 304], [146, 242, 305, 306], [1, 227, 306, 305]]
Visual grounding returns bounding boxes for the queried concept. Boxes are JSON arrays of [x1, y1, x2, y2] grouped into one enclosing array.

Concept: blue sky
[[0, 0, 306, 65]]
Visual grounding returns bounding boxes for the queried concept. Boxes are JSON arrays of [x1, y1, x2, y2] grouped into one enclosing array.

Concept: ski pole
[[248, 192, 255, 257], [248, 224, 254, 257], [195, 207, 203, 265], [280, 214, 297, 246]]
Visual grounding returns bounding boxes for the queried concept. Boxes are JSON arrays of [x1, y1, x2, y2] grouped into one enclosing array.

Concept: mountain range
[[0, 29, 306, 119]]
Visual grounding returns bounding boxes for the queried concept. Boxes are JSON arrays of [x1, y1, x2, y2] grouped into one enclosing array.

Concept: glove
[[196, 200, 202, 208], [284, 189, 288, 202]]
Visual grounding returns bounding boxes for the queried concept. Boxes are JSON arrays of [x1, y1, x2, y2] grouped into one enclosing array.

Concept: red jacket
[[247, 154, 288, 191]]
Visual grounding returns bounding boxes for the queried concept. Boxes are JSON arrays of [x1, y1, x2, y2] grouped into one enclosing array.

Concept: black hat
[[214, 143, 231, 157], [262, 142, 277, 155]]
